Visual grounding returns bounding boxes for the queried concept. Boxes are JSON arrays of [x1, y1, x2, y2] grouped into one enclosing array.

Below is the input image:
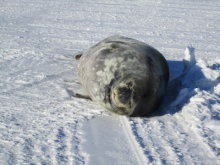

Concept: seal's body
[[77, 35, 169, 117]]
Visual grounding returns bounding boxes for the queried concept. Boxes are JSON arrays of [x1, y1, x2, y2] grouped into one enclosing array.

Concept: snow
[[0, 0, 220, 164]]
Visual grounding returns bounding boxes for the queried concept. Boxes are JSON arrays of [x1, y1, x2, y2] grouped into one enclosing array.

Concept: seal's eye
[[117, 87, 132, 104]]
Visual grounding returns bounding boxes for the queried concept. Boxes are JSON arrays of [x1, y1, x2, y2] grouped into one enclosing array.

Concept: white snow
[[1, 0, 220, 164]]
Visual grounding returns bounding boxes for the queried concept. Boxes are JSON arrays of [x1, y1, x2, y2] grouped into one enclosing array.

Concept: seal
[[76, 35, 169, 117]]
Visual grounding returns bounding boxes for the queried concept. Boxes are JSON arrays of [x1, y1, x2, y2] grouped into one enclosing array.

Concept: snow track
[[1, 0, 220, 164], [120, 117, 147, 165], [129, 115, 218, 165]]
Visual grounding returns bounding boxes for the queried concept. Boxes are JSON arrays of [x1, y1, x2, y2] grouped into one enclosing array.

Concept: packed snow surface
[[0, 0, 220, 164]]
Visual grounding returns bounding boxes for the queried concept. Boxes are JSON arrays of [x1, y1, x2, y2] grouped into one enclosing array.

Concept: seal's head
[[109, 77, 145, 116]]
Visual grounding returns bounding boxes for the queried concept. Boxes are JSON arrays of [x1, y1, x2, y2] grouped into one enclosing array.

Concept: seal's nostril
[[126, 81, 133, 88]]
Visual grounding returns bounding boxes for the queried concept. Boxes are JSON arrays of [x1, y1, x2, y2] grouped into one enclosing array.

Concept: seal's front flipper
[[74, 86, 92, 100], [66, 89, 91, 100], [75, 54, 82, 60], [75, 93, 92, 100]]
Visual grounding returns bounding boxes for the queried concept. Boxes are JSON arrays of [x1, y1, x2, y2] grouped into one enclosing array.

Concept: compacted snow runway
[[1, 0, 220, 164]]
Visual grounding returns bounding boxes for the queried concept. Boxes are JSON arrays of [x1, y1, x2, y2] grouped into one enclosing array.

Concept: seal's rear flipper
[[75, 54, 82, 60]]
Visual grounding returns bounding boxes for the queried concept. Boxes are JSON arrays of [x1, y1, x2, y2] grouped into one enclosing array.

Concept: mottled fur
[[77, 35, 169, 117]]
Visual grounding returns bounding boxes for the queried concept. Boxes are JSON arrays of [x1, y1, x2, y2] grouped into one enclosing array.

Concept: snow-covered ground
[[0, 0, 220, 164]]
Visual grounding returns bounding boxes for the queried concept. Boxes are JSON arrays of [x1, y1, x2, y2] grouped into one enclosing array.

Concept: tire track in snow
[[129, 118, 181, 164], [53, 126, 86, 165], [54, 127, 68, 165], [129, 115, 218, 165], [71, 122, 88, 165], [173, 115, 218, 164], [120, 117, 147, 165]]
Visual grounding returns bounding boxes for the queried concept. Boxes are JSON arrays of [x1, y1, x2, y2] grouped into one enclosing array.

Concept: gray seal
[[76, 35, 169, 117]]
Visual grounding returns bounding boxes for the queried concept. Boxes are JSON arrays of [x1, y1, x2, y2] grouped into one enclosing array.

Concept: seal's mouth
[[114, 87, 132, 105], [112, 89, 132, 109], [109, 79, 137, 115]]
